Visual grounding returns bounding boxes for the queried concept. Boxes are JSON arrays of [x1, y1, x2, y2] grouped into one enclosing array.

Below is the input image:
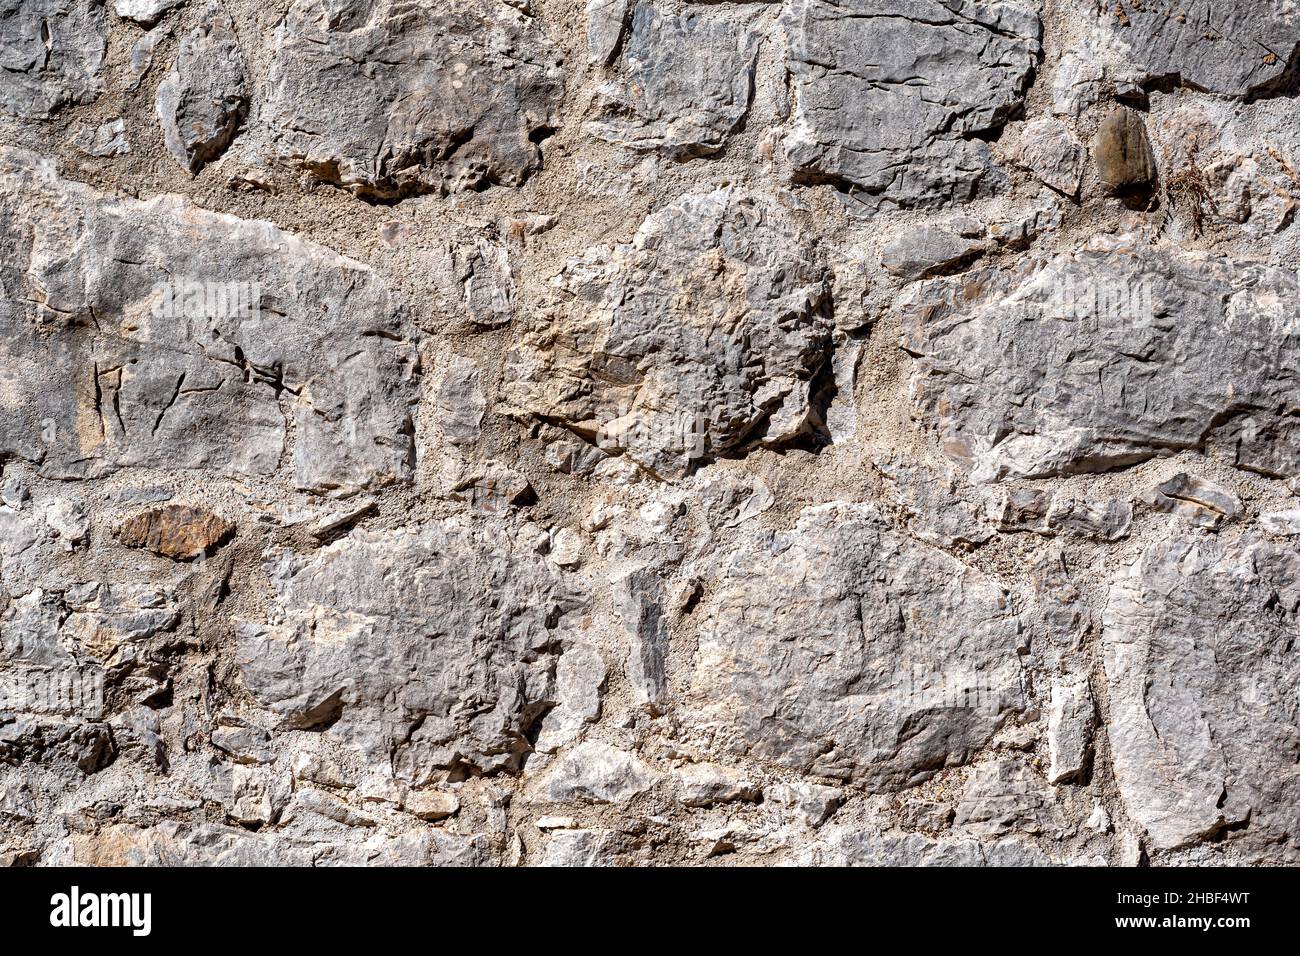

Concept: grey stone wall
[[1, 0, 1298, 866]]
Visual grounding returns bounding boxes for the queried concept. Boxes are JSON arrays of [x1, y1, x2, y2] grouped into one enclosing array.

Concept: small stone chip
[[117, 504, 235, 560], [1093, 108, 1157, 194]]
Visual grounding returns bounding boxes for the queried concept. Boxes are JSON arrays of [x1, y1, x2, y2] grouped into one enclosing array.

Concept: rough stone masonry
[[0, 0, 1298, 867]]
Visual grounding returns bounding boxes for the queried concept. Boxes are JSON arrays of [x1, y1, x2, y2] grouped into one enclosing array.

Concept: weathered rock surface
[[1046, 676, 1094, 785], [506, 188, 832, 478], [1103, 534, 1300, 859], [1093, 108, 1156, 194], [116, 504, 234, 560], [1098, 0, 1300, 98], [543, 741, 657, 804], [1010, 119, 1084, 196], [69, 119, 129, 157], [904, 245, 1300, 482], [796, 828, 1051, 866], [781, 0, 1041, 209], [588, 3, 761, 159], [238, 520, 585, 782], [0, 0, 108, 119], [586, 0, 632, 66], [1145, 473, 1241, 529], [880, 225, 984, 281], [262, 0, 564, 198], [116, 0, 185, 25], [689, 503, 1024, 788], [0, 148, 418, 495], [673, 762, 760, 807], [156, 3, 248, 173], [5, 0, 1299, 871], [954, 758, 1055, 836]]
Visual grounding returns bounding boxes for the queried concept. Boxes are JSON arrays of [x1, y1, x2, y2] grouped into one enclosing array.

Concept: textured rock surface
[[588, 3, 761, 159], [506, 187, 832, 478], [1093, 108, 1156, 194], [262, 0, 564, 198], [156, 2, 247, 173], [238, 521, 584, 782], [689, 504, 1024, 788], [0, 0, 108, 118], [782, 0, 1041, 209], [1104, 534, 1300, 856], [2, 0, 1299, 869], [117, 504, 234, 560], [1096, 0, 1300, 98], [0, 148, 418, 494], [904, 245, 1300, 482]]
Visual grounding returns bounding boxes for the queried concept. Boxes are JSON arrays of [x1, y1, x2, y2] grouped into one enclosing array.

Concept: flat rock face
[[1099, 0, 1300, 98], [238, 521, 584, 783], [781, 0, 1041, 209], [0, 148, 417, 495], [263, 0, 564, 198], [0, 0, 108, 119], [1103, 534, 1300, 858], [903, 245, 1300, 481], [689, 504, 1024, 788], [588, 3, 761, 158], [505, 188, 832, 478]]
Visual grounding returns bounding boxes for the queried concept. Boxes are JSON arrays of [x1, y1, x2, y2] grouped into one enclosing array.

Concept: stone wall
[[1, 0, 1298, 866]]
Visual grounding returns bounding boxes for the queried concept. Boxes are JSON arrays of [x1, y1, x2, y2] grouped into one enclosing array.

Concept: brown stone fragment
[[1093, 108, 1157, 193], [117, 504, 235, 560]]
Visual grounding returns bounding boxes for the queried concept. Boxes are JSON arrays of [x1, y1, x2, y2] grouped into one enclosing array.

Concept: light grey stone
[[1011, 119, 1084, 196], [1099, 0, 1300, 98], [0, 147, 418, 496], [433, 231, 516, 331], [238, 520, 585, 783], [69, 118, 129, 157], [126, 29, 165, 92], [903, 245, 1300, 482], [506, 188, 832, 478], [404, 790, 460, 822], [586, 0, 632, 66], [156, 3, 248, 173], [880, 226, 983, 281], [767, 781, 843, 827], [673, 762, 760, 808], [534, 643, 606, 753], [781, 0, 1041, 210], [0, 0, 107, 119], [263, 0, 563, 199], [540, 828, 615, 866], [543, 741, 657, 804], [1047, 676, 1094, 785], [115, 0, 184, 25], [588, 3, 761, 158], [878, 459, 994, 548], [690, 503, 1024, 789], [796, 828, 1052, 866], [1259, 508, 1300, 535], [1043, 496, 1132, 542], [1103, 534, 1300, 859], [1145, 473, 1241, 529], [953, 758, 1055, 836], [434, 357, 486, 446], [612, 570, 670, 713]]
